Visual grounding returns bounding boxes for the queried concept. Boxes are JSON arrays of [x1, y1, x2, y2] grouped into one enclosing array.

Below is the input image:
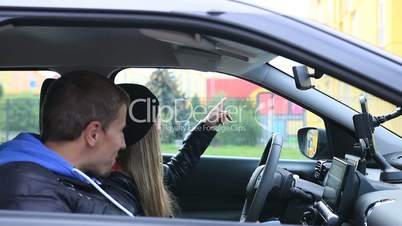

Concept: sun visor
[[175, 47, 220, 71]]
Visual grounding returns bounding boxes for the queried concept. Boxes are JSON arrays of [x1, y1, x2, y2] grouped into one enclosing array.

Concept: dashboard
[[294, 156, 402, 226], [314, 158, 356, 225]]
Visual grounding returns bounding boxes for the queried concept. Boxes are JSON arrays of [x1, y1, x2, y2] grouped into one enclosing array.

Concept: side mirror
[[298, 127, 330, 160], [292, 65, 323, 90]]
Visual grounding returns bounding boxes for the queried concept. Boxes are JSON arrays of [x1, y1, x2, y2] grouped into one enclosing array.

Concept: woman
[[102, 83, 231, 217]]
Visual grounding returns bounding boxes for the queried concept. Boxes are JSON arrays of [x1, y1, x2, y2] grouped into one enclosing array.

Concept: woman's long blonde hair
[[118, 124, 176, 217]]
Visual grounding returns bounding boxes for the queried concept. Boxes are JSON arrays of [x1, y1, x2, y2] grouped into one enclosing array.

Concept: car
[[0, 0, 401, 226]]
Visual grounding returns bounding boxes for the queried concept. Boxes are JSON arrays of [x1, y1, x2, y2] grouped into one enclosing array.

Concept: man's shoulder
[[0, 161, 58, 180], [0, 162, 127, 215], [0, 162, 76, 212], [0, 162, 66, 207], [0, 162, 61, 192]]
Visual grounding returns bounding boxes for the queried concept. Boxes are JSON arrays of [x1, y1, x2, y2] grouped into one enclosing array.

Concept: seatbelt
[[72, 168, 134, 217]]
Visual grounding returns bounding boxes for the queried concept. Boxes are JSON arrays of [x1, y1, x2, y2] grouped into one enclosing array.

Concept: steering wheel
[[240, 133, 283, 222]]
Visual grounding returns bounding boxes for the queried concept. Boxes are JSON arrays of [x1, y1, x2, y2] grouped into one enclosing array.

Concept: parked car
[[0, 1, 401, 226]]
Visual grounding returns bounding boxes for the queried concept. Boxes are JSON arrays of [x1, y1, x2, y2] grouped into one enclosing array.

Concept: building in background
[[309, 0, 402, 134], [0, 71, 59, 95], [206, 78, 306, 145]]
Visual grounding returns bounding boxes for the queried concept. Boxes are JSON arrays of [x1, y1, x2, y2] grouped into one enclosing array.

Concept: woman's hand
[[202, 98, 232, 130]]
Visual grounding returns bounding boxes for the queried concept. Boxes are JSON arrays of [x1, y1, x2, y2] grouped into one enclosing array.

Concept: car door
[[170, 156, 316, 221]]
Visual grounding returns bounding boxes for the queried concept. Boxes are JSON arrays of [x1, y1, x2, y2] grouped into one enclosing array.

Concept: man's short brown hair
[[41, 71, 129, 142]]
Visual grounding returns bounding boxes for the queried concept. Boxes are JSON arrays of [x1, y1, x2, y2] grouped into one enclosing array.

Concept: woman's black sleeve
[[163, 122, 217, 191]]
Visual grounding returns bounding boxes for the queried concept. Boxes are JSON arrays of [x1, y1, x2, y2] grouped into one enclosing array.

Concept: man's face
[[91, 105, 127, 176]]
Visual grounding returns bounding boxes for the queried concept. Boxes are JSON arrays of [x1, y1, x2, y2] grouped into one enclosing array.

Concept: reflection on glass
[[306, 129, 318, 158]]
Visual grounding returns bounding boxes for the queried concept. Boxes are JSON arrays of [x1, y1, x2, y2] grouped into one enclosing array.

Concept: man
[[0, 71, 134, 215]]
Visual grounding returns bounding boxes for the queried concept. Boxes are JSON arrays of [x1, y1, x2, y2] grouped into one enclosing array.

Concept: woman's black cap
[[118, 84, 159, 147]]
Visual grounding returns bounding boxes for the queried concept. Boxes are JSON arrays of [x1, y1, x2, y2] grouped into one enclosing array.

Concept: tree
[[0, 84, 3, 99], [191, 94, 204, 113], [146, 69, 183, 109], [146, 69, 189, 142], [5, 97, 39, 134]]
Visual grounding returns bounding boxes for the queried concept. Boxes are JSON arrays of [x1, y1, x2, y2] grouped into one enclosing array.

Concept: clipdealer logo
[[127, 97, 269, 132]]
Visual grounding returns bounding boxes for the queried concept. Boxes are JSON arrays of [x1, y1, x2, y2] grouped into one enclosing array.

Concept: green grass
[[161, 143, 306, 160]]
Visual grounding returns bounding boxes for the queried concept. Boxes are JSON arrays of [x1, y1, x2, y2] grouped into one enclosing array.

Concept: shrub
[[0, 96, 39, 134]]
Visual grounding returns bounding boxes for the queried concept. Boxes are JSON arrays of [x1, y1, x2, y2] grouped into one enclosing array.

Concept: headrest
[[39, 78, 56, 132], [40, 78, 56, 111], [119, 84, 159, 146]]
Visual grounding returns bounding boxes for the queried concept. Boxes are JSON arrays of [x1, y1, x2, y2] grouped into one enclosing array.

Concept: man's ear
[[83, 121, 102, 147]]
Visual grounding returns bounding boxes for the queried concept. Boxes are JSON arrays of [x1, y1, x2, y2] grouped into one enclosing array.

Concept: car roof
[[0, 0, 269, 13]]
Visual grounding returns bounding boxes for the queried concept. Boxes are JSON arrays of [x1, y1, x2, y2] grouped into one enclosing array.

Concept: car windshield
[[269, 56, 402, 137]]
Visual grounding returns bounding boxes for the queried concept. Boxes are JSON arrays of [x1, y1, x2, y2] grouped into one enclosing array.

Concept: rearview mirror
[[297, 127, 330, 160], [292, 65, 323, 90]]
